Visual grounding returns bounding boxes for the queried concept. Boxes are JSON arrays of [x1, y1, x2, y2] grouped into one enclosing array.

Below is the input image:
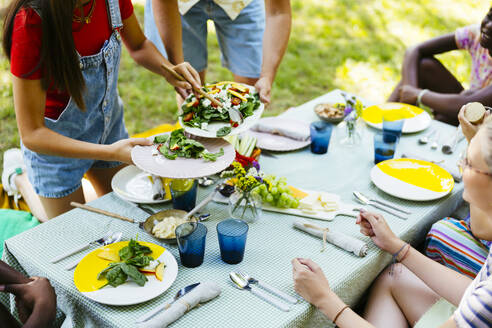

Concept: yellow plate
[[362, 103, 431, 133], [74, 241, 178, 305], [370, 158, 454, 201]]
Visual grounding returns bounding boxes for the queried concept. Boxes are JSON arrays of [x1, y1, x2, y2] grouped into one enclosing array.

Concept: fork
[[65, 231, 123, 271], [50, 231, 113, 264]]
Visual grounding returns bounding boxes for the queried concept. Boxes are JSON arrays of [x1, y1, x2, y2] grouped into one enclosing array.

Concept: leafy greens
[[153, 129, 224, 162]]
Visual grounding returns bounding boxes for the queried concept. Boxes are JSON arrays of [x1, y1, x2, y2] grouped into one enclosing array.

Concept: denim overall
[[21, 0, 129, 198]]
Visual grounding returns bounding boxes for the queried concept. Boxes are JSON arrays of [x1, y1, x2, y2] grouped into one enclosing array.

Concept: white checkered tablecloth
[[2, 90, 465, 327]]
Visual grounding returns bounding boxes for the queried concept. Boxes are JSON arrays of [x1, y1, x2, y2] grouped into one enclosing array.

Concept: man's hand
[[1, 277, 56, 325], [254, 76, 273, 105]]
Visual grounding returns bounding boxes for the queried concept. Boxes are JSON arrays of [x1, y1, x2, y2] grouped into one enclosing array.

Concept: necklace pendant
[[85, 17, 91, 24]]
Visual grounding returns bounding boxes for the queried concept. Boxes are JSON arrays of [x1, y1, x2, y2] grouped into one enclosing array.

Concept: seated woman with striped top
[[292, 116, 492, 327]]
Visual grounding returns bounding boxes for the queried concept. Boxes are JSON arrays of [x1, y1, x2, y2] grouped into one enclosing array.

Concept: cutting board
[[213, 191, 360, 221]]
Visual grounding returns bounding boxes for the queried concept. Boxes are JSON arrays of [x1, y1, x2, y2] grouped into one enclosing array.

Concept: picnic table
[[1, 90, 466, 327]]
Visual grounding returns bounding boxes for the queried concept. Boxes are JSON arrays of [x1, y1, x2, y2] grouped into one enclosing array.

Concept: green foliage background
[[0, 0, 488, 167]]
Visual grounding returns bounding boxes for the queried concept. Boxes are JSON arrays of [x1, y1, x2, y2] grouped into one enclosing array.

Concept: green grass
[[0, 0, 488, 167]]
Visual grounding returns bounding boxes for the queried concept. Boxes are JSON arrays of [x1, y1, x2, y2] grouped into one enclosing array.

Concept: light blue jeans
[[145, 0, 265, 78], [21, 0, 128, 198]]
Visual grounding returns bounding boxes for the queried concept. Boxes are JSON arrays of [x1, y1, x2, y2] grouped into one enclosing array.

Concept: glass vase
[[228, 191, 262, 223], [339, 119, 361, 147]]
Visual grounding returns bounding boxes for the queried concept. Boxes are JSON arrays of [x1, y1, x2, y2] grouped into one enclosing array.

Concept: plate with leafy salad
[[131, 129, 235, 178], [179, 81, 264, 138], [73, 238, 178, 305]]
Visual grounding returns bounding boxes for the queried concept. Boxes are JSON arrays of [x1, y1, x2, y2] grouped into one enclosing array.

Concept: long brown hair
[[3, 0, 86, 110]]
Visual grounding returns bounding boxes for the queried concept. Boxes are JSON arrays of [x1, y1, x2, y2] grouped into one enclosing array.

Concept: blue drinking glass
[[175, 222, 207, 268], [170, 179, 198, 212], [374, 132, 398, 164], [310, 121, 333, 154], [382, 117, 404, 143], [216, 219, 249, 264]]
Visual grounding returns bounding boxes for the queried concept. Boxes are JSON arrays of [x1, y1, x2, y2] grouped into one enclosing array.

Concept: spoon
[[418, 129, 436, 145], [442, 126, 464, 154], [136, 283, 201, 323], [183, 184, 222, 220], [229, 272, 291, 312], [238, 271, 298, 304]]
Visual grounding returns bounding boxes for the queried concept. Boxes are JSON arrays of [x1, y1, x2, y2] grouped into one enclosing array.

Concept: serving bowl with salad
[[179, 81, 264, 138]]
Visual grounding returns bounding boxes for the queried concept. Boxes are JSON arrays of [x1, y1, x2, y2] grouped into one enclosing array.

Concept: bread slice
[[464, 102, 486, 124]]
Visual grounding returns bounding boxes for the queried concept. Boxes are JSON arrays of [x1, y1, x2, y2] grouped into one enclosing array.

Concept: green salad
[[153, 129, 224, 162], [180, 81, 261, 136], [97, 238, 154, 288]]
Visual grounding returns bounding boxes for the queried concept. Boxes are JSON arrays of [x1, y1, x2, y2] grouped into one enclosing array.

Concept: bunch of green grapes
[[251, 175, 299, 209]]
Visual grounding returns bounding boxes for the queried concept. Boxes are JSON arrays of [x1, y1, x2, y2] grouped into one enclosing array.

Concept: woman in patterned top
[[388, 7, 492, 126], [292, 117, 492, 327]]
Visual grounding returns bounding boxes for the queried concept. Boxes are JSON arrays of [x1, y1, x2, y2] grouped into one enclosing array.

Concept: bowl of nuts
[[314, 103, 346, 124]]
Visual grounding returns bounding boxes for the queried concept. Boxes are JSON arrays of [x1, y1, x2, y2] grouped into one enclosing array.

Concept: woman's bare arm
[[13, 77, 150, 164], [402, 33, 458, 86]]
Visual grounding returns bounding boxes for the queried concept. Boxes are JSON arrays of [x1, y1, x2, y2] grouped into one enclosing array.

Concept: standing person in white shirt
[[145, 0, 291, 105]]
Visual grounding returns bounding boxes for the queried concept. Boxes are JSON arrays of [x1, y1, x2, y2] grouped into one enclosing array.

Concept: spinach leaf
[[118, 245, 134, 261], [120, 263, 147, 287], [153, 134, 169, 144], [97, 262, 120, 280], [161, 147, 178, 160], [201, 148, 224, 162], [216, 126, 232, 137], [126, 254, 152, 268], [106, 265, 128, 287]]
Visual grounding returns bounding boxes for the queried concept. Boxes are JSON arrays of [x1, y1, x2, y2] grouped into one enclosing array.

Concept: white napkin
[[137, 281, 221, 328], [252, 120, 310, 141], [293, 219, 368, 257]]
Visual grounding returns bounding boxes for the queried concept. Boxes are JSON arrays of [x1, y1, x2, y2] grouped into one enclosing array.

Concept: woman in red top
[[3, 0, 201, 219]]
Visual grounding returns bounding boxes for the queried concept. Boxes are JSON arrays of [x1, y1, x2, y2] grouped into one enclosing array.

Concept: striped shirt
[[455, 246, 492, 327]]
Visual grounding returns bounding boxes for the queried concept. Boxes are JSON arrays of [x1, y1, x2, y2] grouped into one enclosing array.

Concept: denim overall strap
[[106, 0, 123, 30]]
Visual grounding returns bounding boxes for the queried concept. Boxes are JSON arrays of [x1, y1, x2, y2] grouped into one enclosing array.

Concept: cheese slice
[[298, 191, 340, 212], [289, 186, 308, 199], [228, 89, 248, 102]]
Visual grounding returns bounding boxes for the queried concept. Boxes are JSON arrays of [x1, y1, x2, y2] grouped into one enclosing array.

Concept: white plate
[[362, 103, 432, 133], [74, 242, 178, 306], [111, 165, 171, 204], [370, 159, 454, 201], [246, 118, 311, 151], [131, 133, 235, 179], [179, 84, 264, 138]]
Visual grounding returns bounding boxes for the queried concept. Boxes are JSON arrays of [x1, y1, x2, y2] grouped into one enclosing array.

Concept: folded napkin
[[150, 174, 166, 200], [252, 120, 310, 141], [293, 220, 368, 257], [137, 281, 221, 328]]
